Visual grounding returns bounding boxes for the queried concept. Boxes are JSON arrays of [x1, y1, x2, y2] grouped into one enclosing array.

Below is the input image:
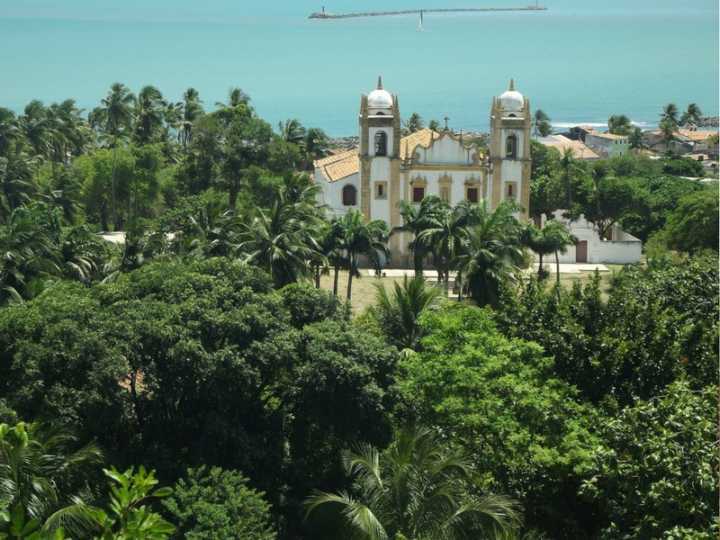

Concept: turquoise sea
[[1, 0, 718, 135]]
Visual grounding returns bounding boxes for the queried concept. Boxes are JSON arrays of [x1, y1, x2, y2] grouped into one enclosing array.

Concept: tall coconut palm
[[92, 83, 136, 230], [0, 422, 102, 537], [0, 205, 60, 304], [216, 87, 250, 110], [323, 217, 347, 296], [239, 179, 323, 288], [403, 112, 424, 135], [339, 210, 389, 300], [680, 103, 703, 126], [559, 147, 578, 208], [278, 118, 307, 146], [533, 109, 552, 137], [0, 107, 20, 158], [178, 88, 204, 149], [542, 220, 576, 288], [134, 85, 166, 144], [304, 128, 330, 169], [305, 425, 521, 540], [372, 276, 441, 350], [20, 100, 51, 159], [659, 118, 676, 155], [454, 201, 524, 308], [394, 196, 444, 277], [521, 223, 556, 280], [0, 149, 37, 223], [628, 127, 645, 151], [59, 225, 111, 283], [92, 83, 135, 142], [660, 103, 679, 128], [416, 201, 463, 293]]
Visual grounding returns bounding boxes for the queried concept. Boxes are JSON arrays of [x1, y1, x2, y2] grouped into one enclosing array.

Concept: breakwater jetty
[[310, 5, 547, 19]]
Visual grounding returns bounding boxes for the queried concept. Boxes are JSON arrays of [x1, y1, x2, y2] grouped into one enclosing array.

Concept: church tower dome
[[367, 76, 394, 110], [499, 79, 525, 112]]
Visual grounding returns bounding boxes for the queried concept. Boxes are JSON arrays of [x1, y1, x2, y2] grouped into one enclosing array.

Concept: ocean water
[[1, 0, 718, 135]]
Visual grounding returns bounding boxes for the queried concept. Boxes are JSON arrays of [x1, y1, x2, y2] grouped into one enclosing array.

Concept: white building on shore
[[314, 77, 532, 266]]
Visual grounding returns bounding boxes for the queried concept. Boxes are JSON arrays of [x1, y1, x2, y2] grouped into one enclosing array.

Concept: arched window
[[342, 184, 357, 206], [375, 131, 388, 156], [506, 134, 517, 159]]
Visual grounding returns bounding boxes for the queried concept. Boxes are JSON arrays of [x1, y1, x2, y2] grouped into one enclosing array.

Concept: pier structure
[[309, 6, 547, 19]]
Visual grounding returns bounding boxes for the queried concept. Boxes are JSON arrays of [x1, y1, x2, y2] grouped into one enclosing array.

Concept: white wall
[[415, 135, 474, 165], [315, 170, 360, 217], [543, 211, 642, 264]]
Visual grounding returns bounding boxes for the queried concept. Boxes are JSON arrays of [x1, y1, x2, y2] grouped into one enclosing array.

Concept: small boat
[[418, 10, 424, 30]]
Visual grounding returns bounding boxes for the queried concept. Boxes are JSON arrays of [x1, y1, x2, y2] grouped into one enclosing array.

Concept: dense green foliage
[[398, 306, 599, 537], [529, 141, 718, 249], [496, 258, 717, 405], [306, 426, 521, 540], [0, 87, 717, 539], [164, 467, 275, 540], [581, 382, 718, 539]]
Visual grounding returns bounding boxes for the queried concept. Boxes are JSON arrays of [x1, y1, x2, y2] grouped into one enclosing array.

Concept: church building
[[313, 77, 532, 264]]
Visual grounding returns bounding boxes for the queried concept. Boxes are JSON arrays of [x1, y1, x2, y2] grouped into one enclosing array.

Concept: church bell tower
[[359, 76, 401, 222], [489, 79, 532, 219]]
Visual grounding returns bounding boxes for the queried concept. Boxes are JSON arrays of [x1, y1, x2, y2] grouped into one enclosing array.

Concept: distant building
[[536, 134, 599, 160], [542, 211, 642, 264], [314, 77, 532, 266], [567, 125, 597, 142], [645, 127, 718, 156], [585, 131, 630, 157]]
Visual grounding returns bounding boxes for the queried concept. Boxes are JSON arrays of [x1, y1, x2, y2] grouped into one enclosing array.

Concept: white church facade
[[313, 77, 532, 265]]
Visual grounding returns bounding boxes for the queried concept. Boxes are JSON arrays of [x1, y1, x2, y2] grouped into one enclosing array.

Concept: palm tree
[[92, 83, 135, 230], [454, 201, 524, 308], [278, 118, 306, 146], [0, 205, 60, 304], [216, 87, 250, 110], [521, 223, 555, 280], [607, 114, 632, 135], [0, 421, 102, 537], [403, 112, 424, 135], [394, 196, 444, 277], [559, 147, 578, 208], [239, 178, 324, 288], [20, 100, 51, 160], [134, 85, 166, 144], [542, 220, 576, 288], [178, 88, 204, 149], [659, 118, 676, 155], [339, 210, 389, 300], [533, 109, 552, 137], [660, 103, 679, 128], [324, 217, 347, 296], [680, 103, 703, 126], [628, 127, 645, 151], [0, 107, 20, 157], [59, 225, 111, 283], [92, 83, 135, 142], [303, 127, 330, 169], [415, 201, 464, 293], [428, 119, 441, 131], [372, 277, 440, 350], [305, 425, 521, 540], [0, 149, 37, 223]]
